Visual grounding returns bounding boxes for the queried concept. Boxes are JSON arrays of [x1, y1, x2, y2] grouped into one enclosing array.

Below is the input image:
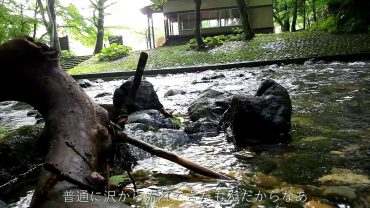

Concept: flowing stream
[[1, 60, 370, 207]]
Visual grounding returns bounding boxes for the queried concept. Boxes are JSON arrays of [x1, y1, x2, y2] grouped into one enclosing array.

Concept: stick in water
[[116, 131, 231, 180]]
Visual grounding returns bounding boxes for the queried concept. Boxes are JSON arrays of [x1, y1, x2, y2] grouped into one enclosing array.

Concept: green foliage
[[0, 2, 36, 44], [225, 33, 245, 41], [0, 127, 9, 140], [150, 0, 167, 10], [187, 35, 226, 50], [58, 4, 97, 47], [60, 50, 76, 59], [310, 0, 369, 33], [231, 27, 244, 34], [169, 117, 183, 127], [96, 43, 132, 61]]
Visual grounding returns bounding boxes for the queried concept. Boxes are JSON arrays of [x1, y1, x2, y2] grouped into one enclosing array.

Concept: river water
[[2, 60, 370, 207]]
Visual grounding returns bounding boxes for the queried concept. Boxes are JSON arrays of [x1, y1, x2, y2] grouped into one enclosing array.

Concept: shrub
[[60, 50, 76, 59], [225, 33, 245, 41], [187, 35, 226, 50], [96, 43, 132, 61], [232, 27, 243, 34]]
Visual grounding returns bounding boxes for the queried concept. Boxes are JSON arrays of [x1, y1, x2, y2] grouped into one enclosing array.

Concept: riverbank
[[67, 31, 370, 75]]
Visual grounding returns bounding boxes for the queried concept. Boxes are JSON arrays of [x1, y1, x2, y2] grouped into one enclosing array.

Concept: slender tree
[[47, 0, 60, 51], [235, 0, 254, 40], [90, 0, 107, 54], [312, 0, 317, 22], [291, 0, 298, 31], [194, 0, 205, 49]]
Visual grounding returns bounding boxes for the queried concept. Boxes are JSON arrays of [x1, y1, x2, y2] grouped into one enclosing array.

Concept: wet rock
[[164, 89, 186, 97], [0, 200, 8, 208], [317, 60, 327, 64], [11, 102, 32, 110], [78, 79, 92, 88], [267, 64, 279, 72], [322, 186, 356, 201], [221, 79, 292, 146], [113, 79, 164, 115], [304, 58, 316, 66], [126, 129, 190, 159], [0, 125, 44, 185], [126, 109, 179, 130], [188, 89, 233, 122], [26, 109, 39, 117], [304, 200, 336, 208], [201, 73, 225, 80], [124, 123, 150, 132], [95, 92, 112, 98], [318, 168, 370, 185], [251, 172, 281, 188], [184, 118, 220, 139]]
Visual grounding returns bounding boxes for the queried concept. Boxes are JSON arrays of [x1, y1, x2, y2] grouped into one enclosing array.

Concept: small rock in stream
[[164, 89, 186, 97], [78, 79, 93, 88]]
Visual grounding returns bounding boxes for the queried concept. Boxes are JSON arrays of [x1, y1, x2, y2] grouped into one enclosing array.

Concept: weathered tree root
[[0, 37, 231, 208]]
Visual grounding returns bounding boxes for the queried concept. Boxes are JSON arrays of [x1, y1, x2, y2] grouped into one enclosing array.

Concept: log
[[0, 37, 117, 208], [116, 131, 231, 180]]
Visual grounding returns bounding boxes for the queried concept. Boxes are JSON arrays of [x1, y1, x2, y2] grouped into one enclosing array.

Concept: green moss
[[0, 125, 42, 143], [169, 117, 182, 127], [67, 31, 370, 75], [0, 126, 8, 140]]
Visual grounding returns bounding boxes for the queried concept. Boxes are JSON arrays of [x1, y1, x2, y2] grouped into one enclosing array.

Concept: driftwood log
[[0, 37, 115, 207], [0, 37, 229, 207]]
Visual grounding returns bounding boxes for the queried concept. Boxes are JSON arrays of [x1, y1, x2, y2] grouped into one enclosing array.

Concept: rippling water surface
[[2, 61, 370, 207]]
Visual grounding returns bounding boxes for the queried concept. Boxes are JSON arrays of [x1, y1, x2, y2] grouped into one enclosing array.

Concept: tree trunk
[[0, 37, 114, 207], [36, 0, 51, 43], [194, 0, 205, 49], [47, 0, 60, 51], [312, 0, 317, 22], [291, 0, 298, 31], [33, 1, 39, 39], [93, 0, 106, 54], [303, 0, 306, 30], [235, 0, 254, 40], [282, 4, 290, 32]]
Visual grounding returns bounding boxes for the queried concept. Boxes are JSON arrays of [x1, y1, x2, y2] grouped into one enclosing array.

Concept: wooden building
[[141, 0, 274, 47]]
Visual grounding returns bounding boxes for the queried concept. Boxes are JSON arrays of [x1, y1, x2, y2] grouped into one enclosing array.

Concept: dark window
[[179, 8, 241, 31], [179, 13, 195, 30]]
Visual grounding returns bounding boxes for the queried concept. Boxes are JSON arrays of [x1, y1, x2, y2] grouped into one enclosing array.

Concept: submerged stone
[[184, 118, 220, 140], [126, 109, 179, 130], [318, 169, 370, 185], [304, 200, 336, 208], [322, 186, 357, 201], [164, 89, 186, 97]]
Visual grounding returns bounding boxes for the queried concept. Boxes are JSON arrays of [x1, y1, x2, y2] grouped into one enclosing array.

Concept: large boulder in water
[[0, 125, 44, 186], [221, 79, 292, 146], [188, 89, 233, 122], [113, 79, 164, 115]]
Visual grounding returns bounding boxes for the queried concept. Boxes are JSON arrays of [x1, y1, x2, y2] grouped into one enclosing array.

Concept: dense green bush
[[187, 35, 226, 50], [60, 50, 76, 59], [96, 43, 132, 61], [310, 0, 369, 33]]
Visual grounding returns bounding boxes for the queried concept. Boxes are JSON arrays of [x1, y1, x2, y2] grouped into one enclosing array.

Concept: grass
[[68, 31, 370, 75]]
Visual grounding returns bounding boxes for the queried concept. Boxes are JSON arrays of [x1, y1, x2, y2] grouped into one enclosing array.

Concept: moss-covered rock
[[0, 125, 43, 184]]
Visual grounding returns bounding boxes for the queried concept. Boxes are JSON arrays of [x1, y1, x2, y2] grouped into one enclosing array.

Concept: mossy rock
[[0, 125, 44, 184]]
